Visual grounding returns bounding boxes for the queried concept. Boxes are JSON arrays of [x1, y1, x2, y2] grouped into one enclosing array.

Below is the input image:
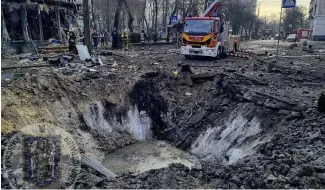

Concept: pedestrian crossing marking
[[171, 16, 178, 23], [282, 0, 296, 8], [283, 0, 294, 6]]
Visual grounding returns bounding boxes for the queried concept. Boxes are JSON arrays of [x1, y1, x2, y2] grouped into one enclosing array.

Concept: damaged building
[[1, 0, 82, 53]]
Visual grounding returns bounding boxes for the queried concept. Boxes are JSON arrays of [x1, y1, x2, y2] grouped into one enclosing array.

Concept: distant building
[[309, 0, 325, 41]]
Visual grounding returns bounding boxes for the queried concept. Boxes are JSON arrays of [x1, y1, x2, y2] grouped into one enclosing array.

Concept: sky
[[258, 0, 310, 17]]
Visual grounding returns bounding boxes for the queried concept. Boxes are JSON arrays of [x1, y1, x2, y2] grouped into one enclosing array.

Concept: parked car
[[286, 34, 298, 42], [262, 35, 271, 40], [274, 33, 280, 40]]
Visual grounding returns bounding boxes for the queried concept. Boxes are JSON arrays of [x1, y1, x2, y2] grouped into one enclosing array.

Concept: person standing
[[140, 29, 147, 51], [121, 29, 129, 51], [92, 30, 99, 48], [68, 28, 77, 53], [111, 28, 118, 49], [104, 30, 109, 46], [100, 32, 105, 47], [159, 30, 163, 41]]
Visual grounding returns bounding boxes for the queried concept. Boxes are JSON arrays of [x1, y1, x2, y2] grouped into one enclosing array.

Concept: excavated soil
[[2, 41, 325, 189]]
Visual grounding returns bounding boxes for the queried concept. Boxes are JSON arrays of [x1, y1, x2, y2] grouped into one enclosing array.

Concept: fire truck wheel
[[185, 55, 192, 59], [216, 47, 222, 60]]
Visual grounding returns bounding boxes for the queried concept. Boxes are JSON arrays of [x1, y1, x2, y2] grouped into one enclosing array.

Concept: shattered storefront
[[1, 0, 81, 54]]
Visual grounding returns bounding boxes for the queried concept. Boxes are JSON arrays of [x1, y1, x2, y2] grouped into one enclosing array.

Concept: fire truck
[[180, 0, 239, 59]]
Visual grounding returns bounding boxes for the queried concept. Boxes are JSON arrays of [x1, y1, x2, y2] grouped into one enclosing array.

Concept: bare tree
[[154, 0, 158, 32], [283, 6, 307, 35], [123, 0, 134, 32], [113, 0, 123, 30]]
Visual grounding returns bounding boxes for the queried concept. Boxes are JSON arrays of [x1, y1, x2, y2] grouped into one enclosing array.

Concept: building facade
[[309, 0, 325, 41], [1, 0, 82, 53]]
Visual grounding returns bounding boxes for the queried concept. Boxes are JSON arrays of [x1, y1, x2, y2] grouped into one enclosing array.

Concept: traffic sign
[[282, 0, 296, 8], [171, 16, 178, 24]]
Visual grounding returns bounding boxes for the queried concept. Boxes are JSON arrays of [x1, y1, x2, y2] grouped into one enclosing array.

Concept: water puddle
[[102, 141, 201, 175], [1, 73, 24, 81]]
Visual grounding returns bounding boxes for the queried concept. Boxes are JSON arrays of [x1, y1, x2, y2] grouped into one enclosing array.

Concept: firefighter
[[104, 30, 109, 46], [121, 29, 129, 51]]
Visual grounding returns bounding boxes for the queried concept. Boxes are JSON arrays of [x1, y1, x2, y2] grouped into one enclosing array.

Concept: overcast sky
[[258, 0, 310, 17]]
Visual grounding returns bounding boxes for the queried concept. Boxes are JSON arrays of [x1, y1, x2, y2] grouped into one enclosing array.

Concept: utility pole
[[106, 0, 110, 32], [83, 0, 92, 54]]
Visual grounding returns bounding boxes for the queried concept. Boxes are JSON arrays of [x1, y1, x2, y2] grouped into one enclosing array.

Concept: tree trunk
[[91, 0, 95, 29], [151, 1, 154, 30], [142, 0, 147, 31], [163, 0, 169, 29], [123, 0, 134, 32], [162, 0, 165, 29], [167, 0, 179, 40], [154, 0, 158, 32], [144, 17, 149, 36], [121, 10, 125, 30], [106, 0, 110, 32], [114, 0, 123, 30]]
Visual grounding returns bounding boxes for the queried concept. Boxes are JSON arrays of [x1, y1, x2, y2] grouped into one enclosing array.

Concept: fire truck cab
[[180, 0, 238, 59], [180, 17, 229, 59]]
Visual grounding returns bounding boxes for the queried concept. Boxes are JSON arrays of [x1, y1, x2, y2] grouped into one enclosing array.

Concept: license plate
[[189, 49, 202, 54]]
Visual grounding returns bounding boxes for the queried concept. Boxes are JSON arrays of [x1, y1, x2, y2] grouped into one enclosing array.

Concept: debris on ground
[[307, 45, 314, 53], [2, 40, 325, 189], [76, 45, 92, 61]]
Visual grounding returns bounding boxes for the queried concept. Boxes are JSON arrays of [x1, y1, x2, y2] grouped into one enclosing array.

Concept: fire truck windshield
[[184, 20, 213, 34]]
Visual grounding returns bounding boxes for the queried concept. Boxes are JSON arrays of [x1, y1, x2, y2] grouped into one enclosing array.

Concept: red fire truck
[[180, 0, 239, 59]]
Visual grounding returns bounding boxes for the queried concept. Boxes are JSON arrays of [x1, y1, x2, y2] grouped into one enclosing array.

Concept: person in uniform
[[104, 30, 109, 46], [121, 29, 129, 51]]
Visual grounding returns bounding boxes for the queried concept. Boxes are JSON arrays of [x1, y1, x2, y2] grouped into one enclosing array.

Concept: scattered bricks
[[307, 45, 314, 53], [226, 53, 251, 59], [238, 50, 268, 56]]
